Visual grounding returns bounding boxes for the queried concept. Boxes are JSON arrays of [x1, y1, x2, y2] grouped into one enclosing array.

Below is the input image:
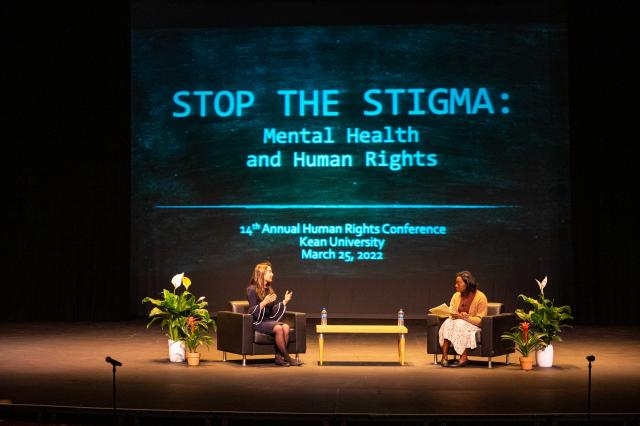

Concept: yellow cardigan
[[449, 289, 488, 327]]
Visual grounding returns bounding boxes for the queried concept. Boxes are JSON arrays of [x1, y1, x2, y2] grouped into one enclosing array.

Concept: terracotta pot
[[519, 356, 534, 371], [186, 352, 201, 366]]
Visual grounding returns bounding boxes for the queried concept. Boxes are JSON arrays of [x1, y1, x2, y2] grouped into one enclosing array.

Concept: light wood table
[[316, 324, 409, 365]]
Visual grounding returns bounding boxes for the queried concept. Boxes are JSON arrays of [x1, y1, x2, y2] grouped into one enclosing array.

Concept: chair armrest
[[216, 310, 254, 354], [427, 314, 446, 327], [480, 313, 517, 357], [284, 311, 306, 353], [426, 314, 446, 353]]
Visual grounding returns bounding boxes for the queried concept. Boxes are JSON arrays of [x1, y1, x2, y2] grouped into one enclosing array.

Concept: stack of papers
[[429, 303, 452, 318]]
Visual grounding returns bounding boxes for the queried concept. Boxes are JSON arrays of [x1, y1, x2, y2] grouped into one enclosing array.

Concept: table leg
[[319, 333, 324, 366], [399, 334, 406, 366]]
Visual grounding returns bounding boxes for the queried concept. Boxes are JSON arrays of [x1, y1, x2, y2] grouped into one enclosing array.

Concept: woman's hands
[[260, 292, 278, 308], [451, 311, 469, 320], [259, 290, 293, 308]]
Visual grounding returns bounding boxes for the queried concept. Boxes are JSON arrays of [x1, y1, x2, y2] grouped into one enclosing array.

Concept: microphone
[[106, 356, 122, 367], [586, 355, 595, 362]]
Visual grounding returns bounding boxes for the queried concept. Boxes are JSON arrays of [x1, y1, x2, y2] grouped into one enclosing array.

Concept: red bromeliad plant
[[501, 321, 545, 358], [187, 316, 197, 333], [522, 321, 529, 342], [183, 314, 214, 353]]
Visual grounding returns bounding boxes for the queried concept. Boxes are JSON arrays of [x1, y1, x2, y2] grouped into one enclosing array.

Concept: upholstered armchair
[[426, 302, 516, 368], [216, 301, 306, 366]]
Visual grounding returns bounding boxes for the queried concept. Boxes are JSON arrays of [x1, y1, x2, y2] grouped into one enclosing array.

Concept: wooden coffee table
[[315, 324, 409, 365]]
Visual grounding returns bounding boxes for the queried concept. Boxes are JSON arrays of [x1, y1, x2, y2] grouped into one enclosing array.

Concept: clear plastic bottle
[[320, 307, 328, 326], [397, 308, 405, 326]]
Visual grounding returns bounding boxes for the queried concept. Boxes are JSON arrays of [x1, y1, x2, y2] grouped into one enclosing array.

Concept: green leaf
[[142, 297, 162, 306], [148, 307, 165, 317]]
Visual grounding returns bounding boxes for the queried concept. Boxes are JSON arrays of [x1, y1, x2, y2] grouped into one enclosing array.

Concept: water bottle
[[320, 307, 328, 325], [397, 308, 405, 326]]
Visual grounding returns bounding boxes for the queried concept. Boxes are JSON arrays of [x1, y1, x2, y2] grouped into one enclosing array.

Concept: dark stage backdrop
[[131, 19, 570, 316], [7, 1, 636, 323]]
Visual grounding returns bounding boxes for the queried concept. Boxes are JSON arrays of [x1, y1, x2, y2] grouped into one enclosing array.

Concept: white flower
[[171, 273, 185, 289], [536, 276, 548, 296]]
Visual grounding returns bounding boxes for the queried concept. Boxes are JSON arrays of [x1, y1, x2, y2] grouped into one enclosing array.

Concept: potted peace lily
[[501, 321, 545, 371], [515, 276, 573, 367], [142, 273, 214, 363]]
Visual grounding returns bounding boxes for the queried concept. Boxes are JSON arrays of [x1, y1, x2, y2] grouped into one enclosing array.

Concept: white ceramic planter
[[168, 339, 186, 362], [536, 344, 554, 367]]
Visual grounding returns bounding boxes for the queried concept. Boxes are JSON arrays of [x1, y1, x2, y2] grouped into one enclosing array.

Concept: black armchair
[[216, 301, 307, 366], [426, 302, 516, 368]]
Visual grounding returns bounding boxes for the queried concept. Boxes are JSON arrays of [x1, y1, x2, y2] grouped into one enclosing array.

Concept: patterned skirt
[[438, 318, 480, 354]]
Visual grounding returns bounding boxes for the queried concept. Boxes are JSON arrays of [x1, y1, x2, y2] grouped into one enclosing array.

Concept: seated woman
[[246, 261, 303, 366], [439, 270, 488, 367]]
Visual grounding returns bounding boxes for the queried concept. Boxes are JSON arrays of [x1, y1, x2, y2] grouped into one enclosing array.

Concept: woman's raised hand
[[266, 293, 277, 303], [261, 293, 277, 307], [284, 290, 293, 304]]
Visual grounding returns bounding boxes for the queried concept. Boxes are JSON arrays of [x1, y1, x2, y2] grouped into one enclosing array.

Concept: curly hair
[[456, 270, 477, 295]]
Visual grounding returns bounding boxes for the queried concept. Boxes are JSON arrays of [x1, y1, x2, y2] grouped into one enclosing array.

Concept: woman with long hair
[[439, 270, 488, 367], [246, 261, 302, 366]]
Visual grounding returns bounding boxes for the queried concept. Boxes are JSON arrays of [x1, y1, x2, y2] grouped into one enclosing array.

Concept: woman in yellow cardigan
[[439, 270, 488, 367]]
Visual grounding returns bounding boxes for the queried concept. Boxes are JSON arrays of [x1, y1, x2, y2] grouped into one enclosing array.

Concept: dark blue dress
[[246, 285, 287, 335]]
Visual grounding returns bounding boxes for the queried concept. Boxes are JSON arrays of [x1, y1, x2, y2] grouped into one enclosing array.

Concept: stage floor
[[1, 320, 639, 417]]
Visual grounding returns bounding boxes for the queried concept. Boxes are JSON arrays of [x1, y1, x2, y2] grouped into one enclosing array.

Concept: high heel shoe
[[286, 357, 304, 366], [275, 354, 290, 367]]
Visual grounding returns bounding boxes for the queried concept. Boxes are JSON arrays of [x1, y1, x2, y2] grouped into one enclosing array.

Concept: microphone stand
[[105, 357, 122, 425], [586, 355, 595, 421], [111, 361, 117, 418]]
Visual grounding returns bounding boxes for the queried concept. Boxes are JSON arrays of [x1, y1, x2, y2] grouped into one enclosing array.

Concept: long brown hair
[[249, 261, 273, 300]]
